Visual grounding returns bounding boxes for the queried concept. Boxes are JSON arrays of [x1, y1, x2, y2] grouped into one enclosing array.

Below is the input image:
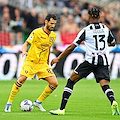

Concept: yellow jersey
[[26, 27, 57, 63]]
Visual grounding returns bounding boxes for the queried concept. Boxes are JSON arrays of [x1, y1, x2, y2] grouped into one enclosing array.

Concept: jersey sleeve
[[26, 30, 35, 44], [73, 29, 85, 46], [107, 30, 116, 44]]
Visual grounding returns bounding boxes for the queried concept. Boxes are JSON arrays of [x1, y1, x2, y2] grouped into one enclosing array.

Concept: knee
[[100, 79, 110, 86], [51, 82, 58, 88], [54, 82, 58, 88], [18, 75, 27, 84]]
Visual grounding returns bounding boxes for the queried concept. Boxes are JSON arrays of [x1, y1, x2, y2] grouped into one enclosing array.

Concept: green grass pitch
[[0, 78, 120, 120]]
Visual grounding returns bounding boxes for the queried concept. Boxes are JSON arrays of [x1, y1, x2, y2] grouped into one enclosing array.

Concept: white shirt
[[73, 22, 115, 65]]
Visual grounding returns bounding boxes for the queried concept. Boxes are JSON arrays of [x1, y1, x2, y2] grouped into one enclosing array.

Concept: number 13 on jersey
[[93, 35, 105, 51]]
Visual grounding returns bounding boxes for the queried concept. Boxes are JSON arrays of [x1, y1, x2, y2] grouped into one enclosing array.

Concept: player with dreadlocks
[[49, 7, 119, 115]]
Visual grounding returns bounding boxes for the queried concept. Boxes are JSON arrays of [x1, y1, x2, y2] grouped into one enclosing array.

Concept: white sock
[[36, 99, 41, 103], [7, 101, 12, 104]]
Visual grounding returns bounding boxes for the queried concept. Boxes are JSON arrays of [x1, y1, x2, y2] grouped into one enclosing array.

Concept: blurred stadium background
[[0, 0, 120, 80]]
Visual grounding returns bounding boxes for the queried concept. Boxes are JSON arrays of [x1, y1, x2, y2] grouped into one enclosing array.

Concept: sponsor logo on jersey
[[29, 36, 33, 40], [25, 70, 28, 73], [50, 37, 54, 42]]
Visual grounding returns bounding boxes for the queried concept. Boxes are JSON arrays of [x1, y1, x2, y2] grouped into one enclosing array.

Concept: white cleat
[[4, 104, 11, 112], [50, 109, 65, 115], [33, 101, 46, 111], [111, 101, 119, 115]]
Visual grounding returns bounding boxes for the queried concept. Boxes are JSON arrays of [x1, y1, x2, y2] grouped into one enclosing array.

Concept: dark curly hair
[[88, 7, 100, 19], [45, 14, 57, 21]]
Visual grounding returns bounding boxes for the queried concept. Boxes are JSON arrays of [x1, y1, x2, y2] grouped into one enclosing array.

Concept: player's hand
[[22, 52, 28, 58], [51, 58, 59, 66], [108, 41, 116, 46]]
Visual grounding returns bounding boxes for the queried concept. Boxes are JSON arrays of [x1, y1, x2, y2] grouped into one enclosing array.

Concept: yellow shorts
[[20, 60, 55, 79]]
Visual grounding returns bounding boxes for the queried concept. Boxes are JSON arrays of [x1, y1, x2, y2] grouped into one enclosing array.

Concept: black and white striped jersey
[[73, 22, 115, 66]]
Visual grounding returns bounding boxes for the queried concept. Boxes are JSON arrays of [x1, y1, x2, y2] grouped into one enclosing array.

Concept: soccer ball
[[20, 99, 33, 112]]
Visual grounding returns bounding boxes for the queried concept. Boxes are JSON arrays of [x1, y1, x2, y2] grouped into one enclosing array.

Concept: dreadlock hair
[[88, 7, 100, 19]]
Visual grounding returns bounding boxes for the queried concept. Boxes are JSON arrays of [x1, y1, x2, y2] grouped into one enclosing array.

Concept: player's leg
[[33, 63, 58, 111], [33, 76, 58, 111], [38, 76, 58, 102], [50, 61, 93, 115], [100, 79, 119, 115], [4, 75, 27, 112], [50, 72, 81, 115], [95, 65, 119, 115], [100, 80, 115, 105], [59, 72, 81, 110]]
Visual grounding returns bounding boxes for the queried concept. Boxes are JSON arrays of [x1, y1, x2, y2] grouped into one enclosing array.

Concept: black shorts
[[74, 61, 110, 83]]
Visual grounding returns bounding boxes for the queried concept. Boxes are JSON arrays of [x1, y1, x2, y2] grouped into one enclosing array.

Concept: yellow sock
[[38, 85, 56, 102], [8, 81, 22, 103]]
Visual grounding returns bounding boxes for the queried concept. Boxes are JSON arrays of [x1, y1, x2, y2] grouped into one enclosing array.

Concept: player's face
[[88, 15, 92, 23], [46, 18, 57, 31]]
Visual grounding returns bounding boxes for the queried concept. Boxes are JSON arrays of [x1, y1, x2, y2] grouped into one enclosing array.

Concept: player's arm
[[51, 29, 84, 66], [108, 41, 116, 46], [51, 43, 76, 66], [22, 41, 30, 57], [107, 30, 116, 47]]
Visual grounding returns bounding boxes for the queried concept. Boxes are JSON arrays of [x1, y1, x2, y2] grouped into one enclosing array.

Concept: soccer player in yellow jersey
[[5, 14, 58, 112]]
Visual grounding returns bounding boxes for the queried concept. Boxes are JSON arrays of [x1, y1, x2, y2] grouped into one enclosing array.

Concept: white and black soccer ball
[[20, 99, 33, 112]]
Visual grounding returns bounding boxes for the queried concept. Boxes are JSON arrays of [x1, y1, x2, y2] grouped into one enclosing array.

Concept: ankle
[[36, 99, 42, 103], [7, 101, 12, 104]]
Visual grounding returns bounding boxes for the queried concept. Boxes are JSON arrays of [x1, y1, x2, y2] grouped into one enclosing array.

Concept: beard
[[48, 26, 54, 31], [46, 24, 54, 31]]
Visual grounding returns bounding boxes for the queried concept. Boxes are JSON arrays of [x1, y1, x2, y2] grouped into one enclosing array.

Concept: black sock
[[60, 78, 75, 110], [102, 85, 115, 105]]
